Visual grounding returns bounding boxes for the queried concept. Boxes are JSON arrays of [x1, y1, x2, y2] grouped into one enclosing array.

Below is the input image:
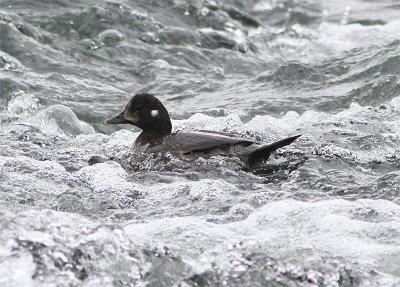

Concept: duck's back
[[150, 131, 254, 155]]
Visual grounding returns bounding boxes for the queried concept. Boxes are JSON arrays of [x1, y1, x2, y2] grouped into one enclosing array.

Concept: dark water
[[1, 0, 400, 286]]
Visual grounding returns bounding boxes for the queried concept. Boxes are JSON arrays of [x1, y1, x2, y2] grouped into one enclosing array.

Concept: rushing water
[[1, 0, 400, 286]]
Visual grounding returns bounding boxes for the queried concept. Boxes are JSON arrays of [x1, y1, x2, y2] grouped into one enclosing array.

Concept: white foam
[[76, 161, 142, 195], [7, 90, 39, 116], [0, 253, 35, 287], [259, 20, 400, 63], [124, 199, 400, 274], [0, 155, 73, 195]]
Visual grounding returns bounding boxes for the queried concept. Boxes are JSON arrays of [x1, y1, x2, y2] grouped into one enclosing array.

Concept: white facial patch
[[151, 110, 159, 117]]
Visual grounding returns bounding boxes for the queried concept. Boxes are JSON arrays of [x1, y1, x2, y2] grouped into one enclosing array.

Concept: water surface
[[1, 0, 400, 286]]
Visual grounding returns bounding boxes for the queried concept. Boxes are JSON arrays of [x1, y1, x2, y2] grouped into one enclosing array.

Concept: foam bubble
[[25, 105, 95, 136]]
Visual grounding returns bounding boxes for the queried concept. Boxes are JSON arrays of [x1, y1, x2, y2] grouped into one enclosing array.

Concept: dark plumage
[[106, 93, 301, 167]]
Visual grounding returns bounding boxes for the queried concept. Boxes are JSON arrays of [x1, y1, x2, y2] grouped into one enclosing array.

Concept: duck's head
[[106, 93, 172, 136]]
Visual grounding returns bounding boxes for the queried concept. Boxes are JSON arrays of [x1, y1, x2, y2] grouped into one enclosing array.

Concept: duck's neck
[[135, 130, 170, 147]]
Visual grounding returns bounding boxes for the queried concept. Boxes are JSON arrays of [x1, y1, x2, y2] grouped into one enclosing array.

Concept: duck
[[105, 93, 301, 167]]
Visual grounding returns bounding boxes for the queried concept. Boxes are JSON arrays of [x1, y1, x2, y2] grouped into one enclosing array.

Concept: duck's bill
[[105, 111, 130, 124]]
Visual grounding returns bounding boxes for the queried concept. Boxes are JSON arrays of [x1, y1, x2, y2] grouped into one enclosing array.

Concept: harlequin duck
[[105, 93, 301, 167]]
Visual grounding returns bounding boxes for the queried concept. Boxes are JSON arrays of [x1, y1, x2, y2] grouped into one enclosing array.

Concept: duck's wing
[[161, 131, 254, 154]]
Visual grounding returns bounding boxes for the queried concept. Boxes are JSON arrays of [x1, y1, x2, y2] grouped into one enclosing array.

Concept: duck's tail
[[248, 134, 301, 166]]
